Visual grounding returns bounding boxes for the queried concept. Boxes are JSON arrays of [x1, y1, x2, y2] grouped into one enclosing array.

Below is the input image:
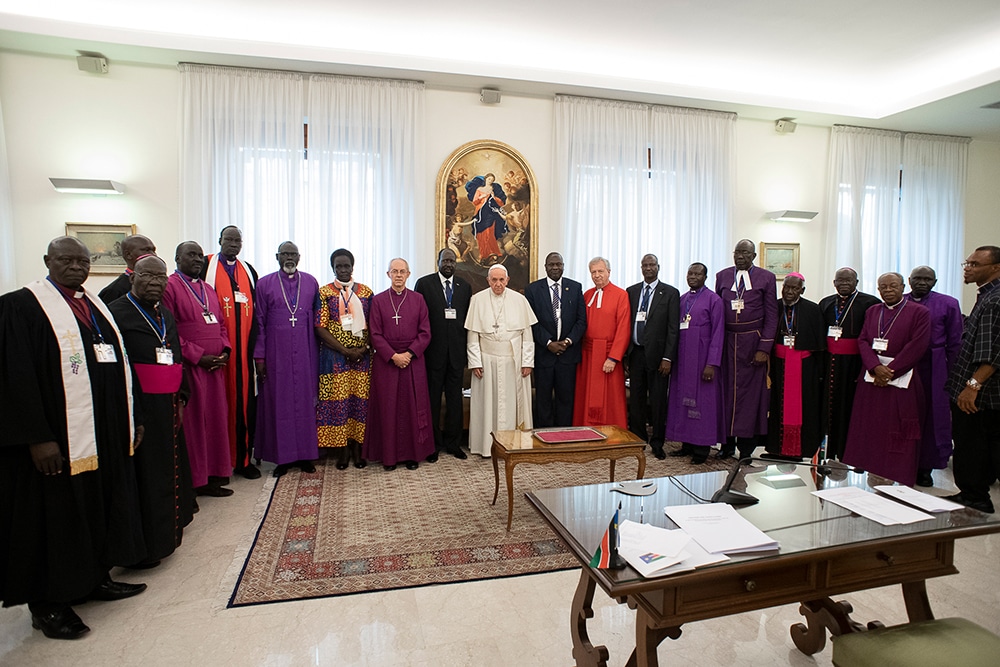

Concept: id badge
[[731, 299, 744, 312], [444, 308, 457, 320], [872, 337, 889, 352], [341, 314, 354, 327], [783, 335, 796, 348], [636, 311, 647, 322], [156, 346, 174, 365], [203, 311, 218, 325], [234, 291, 249, 304], [94, 343, 117, 363], [679, 320, 690, 330], [827, 326, 843, 340]]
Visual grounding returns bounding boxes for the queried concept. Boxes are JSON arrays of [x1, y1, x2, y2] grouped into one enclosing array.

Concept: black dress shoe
[[405, 461, 419, 470], [272, 464, 290, 478], [449, 449, 468, 460], [915, 471, 934, 487], [236, 464, 262, 480], [195, 485, 234, 497], [651, 447, 666, 460], [31, 607, 90, 640], [945, 493, 995, 513], [425, 452, 439, 463], [691, 455, 708, 465], [383, 464, 397, 471], [192, 499, 199, 514], [668, 449, 690, 457], [716, 450, 733, 460], [89, 579, 147, 602], [353, 458, 367, 469], [298, 461, 316, 473]]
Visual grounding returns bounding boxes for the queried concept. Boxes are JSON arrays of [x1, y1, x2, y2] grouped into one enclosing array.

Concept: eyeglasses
[[136, 272, 168, 282]]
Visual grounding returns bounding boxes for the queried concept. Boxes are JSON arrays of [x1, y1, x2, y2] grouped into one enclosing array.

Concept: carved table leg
[[636, 451, 646, 479], [505, 459, 516, 531], [609, 458, 617, 482], [491, 444, 501, 505], [902, 580, 934, 622], [571, 569, 610, 667], [790, 597, 866, 655], [626, 607, 681, 667]]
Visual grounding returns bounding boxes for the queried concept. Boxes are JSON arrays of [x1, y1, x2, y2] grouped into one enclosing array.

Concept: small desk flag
[[590, 503, 627, 569]]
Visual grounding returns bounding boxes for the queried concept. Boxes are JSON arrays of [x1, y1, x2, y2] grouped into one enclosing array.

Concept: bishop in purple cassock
[[253, 242, 320, 476], [843, 273, 930, 486], [666, 263, 725, 464], [904, 266, 963, 485], [362, 259, 436, 470], [714, 240, 778, 460], [161, 242, 233, 494]]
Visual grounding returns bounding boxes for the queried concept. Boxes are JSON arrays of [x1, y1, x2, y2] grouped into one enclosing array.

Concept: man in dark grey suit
[[525, 252, 587, 427], [627, 253, 680, 459], [414, 248, 473, 459]]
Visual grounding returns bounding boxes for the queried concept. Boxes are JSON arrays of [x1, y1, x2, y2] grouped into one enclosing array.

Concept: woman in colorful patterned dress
[[315, 248, 373, 469]]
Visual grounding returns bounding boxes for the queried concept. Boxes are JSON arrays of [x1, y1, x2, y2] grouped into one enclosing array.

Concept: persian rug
[[228, 449, 731, 607]]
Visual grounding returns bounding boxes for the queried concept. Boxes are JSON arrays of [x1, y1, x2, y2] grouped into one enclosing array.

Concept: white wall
[[1, 50, 997, 305]]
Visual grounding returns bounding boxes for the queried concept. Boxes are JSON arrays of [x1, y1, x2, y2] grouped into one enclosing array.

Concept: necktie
[[551, 283, 560, 319], [445, 279, 453, 306], [636, 285, 651, 345]]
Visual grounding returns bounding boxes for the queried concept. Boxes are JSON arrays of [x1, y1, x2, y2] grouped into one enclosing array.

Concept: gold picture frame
[[435, 140, 538, 294], [65, 222, 137, 275], [759, 242, 800, 280]]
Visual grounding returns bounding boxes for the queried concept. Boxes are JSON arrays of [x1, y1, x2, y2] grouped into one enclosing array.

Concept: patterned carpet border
[[228, 448, 730, 607]]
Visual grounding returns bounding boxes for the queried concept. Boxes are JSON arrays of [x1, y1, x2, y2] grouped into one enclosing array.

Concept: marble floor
[[2, 461, 999, 666]]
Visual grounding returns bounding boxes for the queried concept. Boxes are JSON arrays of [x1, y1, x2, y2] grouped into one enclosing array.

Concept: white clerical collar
[[731, 268, 752, 292], [885, 300, 902, 309]]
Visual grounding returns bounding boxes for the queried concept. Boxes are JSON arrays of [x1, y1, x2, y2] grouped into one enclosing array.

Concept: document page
[[617, 520, 691, 577], [664, 503, 779, 554], [872, 485, 965, 513], [812, 486, 934, 525]]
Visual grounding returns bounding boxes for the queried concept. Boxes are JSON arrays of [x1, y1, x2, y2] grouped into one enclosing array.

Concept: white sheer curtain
[[179, 64, 306, 274], [899, 134, 969, 299], [179, 66, 422, 285], [0, 98, 16, 293], [649, 105, 735, 284], [554, 95, 735, 289], [825, 125, 902, 295], [554, 96, 648, 286], [305, 75, 424, 291], [826, 125, 969, 298]]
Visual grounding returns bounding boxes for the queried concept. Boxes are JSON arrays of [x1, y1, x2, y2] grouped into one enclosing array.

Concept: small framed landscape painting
[[65, 222, 137, 275], [760, 242, 800, 280]]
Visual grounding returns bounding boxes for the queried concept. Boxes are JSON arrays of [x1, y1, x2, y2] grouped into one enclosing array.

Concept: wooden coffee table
[[490, 425, 646, 530]]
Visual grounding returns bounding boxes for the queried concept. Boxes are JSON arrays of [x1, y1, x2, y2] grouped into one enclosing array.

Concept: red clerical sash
[[826, 337, 860, 355], [775, 344, 811, 457]]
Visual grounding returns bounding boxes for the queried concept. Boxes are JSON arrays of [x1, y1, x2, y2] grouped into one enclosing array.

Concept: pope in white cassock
[[466, 265, 537, 456]]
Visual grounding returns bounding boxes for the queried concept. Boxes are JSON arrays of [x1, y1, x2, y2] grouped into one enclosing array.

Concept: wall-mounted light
[[49, 178, 125, 195], [767, 210, 817, 222]]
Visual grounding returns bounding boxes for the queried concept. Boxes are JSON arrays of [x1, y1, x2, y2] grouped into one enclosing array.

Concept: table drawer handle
[[877, 552, 895, 566], [744, 579, 757, 592]]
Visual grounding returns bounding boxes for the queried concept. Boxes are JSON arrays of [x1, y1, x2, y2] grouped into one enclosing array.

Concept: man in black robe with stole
[[98, 234, 157, 305], [0, 236, 147, 640], [109, 254, 195, 568]]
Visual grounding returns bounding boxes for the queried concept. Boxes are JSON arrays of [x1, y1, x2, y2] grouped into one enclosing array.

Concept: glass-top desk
[[526, 461, 1000, 667]]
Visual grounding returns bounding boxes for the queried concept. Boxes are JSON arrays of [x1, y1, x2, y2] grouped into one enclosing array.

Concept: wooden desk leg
[[636, 451, 646, 479], [570, 569, 609, 667], [902, 580, 934, 622], [626, 608, 681, 667], [790, 598, 865, 655], [609, 458, 617, 482], [491, 444, 501, 506], [505, 459, 516, 531]]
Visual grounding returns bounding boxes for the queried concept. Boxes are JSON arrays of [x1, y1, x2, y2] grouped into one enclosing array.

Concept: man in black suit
[[524, 252, 587, 427], [414, 248, 473, 459], [627, 254, 680, 459], [98, 234, 157, 305]]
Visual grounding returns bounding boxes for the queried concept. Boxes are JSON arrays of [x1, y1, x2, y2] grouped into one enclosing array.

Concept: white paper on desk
[[812, 486, 934, 525], [643, 539, 732, 578], [618, 520, 691, 577], [862, 354, 912, 388], [664, 503, 779, 555], [872, 485, 965, 513]]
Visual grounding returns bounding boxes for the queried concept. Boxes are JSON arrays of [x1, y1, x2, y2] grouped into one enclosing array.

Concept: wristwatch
[[966, 378, 983, 391]]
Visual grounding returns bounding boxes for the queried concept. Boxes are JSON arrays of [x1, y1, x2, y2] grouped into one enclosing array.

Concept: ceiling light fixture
[[767, 210, 817, 222]]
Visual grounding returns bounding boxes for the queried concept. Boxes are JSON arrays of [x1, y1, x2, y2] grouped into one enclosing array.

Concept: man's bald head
[[44, 236, 91, 289], [121, 235, 156, 269]]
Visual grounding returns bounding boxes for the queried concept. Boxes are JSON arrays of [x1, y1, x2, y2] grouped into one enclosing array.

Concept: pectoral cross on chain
[[222, 297, 232, 316], [289, 314, 297, 327], [392, 313, 402, 325]]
